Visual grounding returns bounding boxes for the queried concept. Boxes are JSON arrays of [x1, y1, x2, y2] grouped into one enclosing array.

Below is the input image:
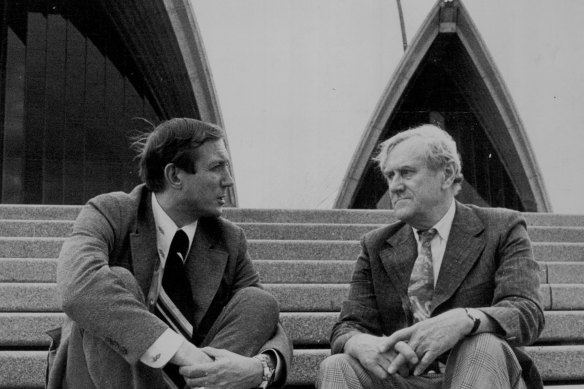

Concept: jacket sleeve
[[330, 236, 384, 354], [57, 197, 168, 364], [477, 212, 545, 347]]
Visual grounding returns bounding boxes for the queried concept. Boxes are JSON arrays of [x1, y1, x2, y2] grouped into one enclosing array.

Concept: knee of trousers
[[229, 287, 280, 324], [110, 266, 145, 303], [318, 354, 357, 377], [454, 333, 515, 360]]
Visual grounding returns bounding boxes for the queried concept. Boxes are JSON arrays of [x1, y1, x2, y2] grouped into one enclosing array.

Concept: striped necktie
[[155, 229, 193, 389], [408, 228, 438, 322]]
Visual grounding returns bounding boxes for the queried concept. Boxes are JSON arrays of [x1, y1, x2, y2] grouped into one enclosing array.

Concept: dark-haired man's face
[[175, 139, 233, 220]]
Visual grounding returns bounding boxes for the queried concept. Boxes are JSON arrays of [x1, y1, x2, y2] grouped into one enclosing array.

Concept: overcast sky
[[190, 0, 584, 213]]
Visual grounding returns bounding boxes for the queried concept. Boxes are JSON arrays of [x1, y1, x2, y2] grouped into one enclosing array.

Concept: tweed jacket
[[48, 184, 291, 388], [330, 202, 545, 388]]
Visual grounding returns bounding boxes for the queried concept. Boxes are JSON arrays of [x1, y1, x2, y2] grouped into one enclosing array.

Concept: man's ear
[[442, 163, 456, 189], [163, 163, 182, 189]]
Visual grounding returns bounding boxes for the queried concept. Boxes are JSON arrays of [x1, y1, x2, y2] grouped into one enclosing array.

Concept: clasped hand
[[178, 347, 263, 389], [348, 309, 470, 378]]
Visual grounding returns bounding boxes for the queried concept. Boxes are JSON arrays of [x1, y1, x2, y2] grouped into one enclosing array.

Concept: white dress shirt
[[140, 193, 197, 368]]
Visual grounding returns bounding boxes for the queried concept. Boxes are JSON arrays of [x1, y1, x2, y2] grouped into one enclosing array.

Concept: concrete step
[[4, 258, 584, 285], [1, 311, 582, 348], [2, 220, 582, 244], [1, 220, 583, 243], [1, 346, 584, 388], [1, 238, 582, 262], [1, 205, 584, 227], [249, 241, 584, 262], [0, 283, 581, 312]]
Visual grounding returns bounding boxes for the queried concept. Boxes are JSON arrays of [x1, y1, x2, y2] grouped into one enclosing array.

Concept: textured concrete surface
[[4, 283, 584, 312], [249, 240, 584, 262], [0, 238, 581, 263], [0, 284, 60, 311], [0, 205, 80, 220], [533, 243, 584, 262], [528, 226, 584, 243], [0, 258, 57, 282], [0, 221, 73, 237], [547, 262, 584, 284], [0, 258, 579, 285], [1, 220, 583, 243], [2, 311, 583, 347], [0, 238, 64, 258], [2, 206, 584, 226], [255, 260, 354, 284], [0, 313, 64, 346], [551, 284, 584, 310], [1, 349, 584, 388]]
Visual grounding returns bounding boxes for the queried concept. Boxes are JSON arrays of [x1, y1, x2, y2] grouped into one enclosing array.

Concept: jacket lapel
[[186, 219, 229, 327], [431, 202, 485, 312], [379, 223, 417, 303], [130, 188, 160, 298]]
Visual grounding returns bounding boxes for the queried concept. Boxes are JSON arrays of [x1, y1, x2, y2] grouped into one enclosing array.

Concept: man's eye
[[401, 170, 413, 178]]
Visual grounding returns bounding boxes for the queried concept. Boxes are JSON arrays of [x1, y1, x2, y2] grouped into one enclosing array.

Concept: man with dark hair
[[48, 118, 292, 389], [317, 124, 544, 389]]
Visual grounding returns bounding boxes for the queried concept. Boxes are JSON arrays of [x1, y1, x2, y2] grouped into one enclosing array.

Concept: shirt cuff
[[140, 329, 183, 368]]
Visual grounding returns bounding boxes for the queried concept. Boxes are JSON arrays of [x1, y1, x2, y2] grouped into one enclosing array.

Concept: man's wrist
[[464, 308, 481, 336], [253, 353, 275, 388]]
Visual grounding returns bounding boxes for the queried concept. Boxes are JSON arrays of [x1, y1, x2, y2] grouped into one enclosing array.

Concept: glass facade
[[1, 0, 162, 204]]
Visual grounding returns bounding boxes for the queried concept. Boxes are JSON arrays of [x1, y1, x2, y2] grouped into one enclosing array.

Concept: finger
[[387, 353, 408, 375], [394, 341, 419, 367], [185, 376, 211, 387], [179, 362, 214, 378], [385, 327, 414, 348], [413, 352, 436, 376], [368, 363, 389, 380]]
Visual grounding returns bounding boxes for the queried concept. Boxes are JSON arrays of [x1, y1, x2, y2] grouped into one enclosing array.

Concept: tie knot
[[419, 228, 437, 244], [171, 229, 189, 260]]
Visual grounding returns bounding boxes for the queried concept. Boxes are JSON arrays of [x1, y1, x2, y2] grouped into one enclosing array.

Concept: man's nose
[[388, 175, 403, 192], [222, 169, 234, 187]]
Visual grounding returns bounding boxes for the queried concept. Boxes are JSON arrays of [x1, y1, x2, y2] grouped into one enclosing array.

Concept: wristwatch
[[254, 353, 275, 389], [464, 308, 481, 336]]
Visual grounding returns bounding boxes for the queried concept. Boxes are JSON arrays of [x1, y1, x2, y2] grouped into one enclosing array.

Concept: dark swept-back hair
[[131, 118, 225, 192]]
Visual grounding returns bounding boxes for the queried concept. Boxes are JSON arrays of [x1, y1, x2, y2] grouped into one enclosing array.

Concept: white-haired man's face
[[381, 137, 454, 229]]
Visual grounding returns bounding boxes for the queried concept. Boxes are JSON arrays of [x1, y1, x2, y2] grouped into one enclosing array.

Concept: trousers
[[54, 267, 279, 389], [317, 333, 527, 389]]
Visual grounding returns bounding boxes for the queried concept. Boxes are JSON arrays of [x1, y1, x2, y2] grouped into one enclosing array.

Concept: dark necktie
[[155, 229, 194, 389], [408, 228, 438, 322]]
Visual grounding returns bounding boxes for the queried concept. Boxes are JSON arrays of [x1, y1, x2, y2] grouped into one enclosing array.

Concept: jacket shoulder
[[362, 220, 407, 248]]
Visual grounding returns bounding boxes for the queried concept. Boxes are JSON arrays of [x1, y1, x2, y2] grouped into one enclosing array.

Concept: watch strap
[[464, 308, 481, 335]]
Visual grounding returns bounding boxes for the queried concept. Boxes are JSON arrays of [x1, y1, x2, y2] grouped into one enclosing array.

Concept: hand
[[344, 333, 414, 379], [387, 308, 471, 376], [179, 347, 263, 389], [170, 341, 213, 367]]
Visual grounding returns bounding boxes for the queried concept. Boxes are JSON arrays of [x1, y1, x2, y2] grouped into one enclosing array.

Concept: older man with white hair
[[317, 124, 544, 389]]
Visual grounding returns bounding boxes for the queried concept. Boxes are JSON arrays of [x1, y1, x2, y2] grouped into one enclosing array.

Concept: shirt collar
[[151, 193, 197, 259], [413, 199, 456, 242]]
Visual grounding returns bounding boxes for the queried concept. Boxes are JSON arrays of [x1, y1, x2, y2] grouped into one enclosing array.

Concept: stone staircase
[[1, 205, 584, 388]]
